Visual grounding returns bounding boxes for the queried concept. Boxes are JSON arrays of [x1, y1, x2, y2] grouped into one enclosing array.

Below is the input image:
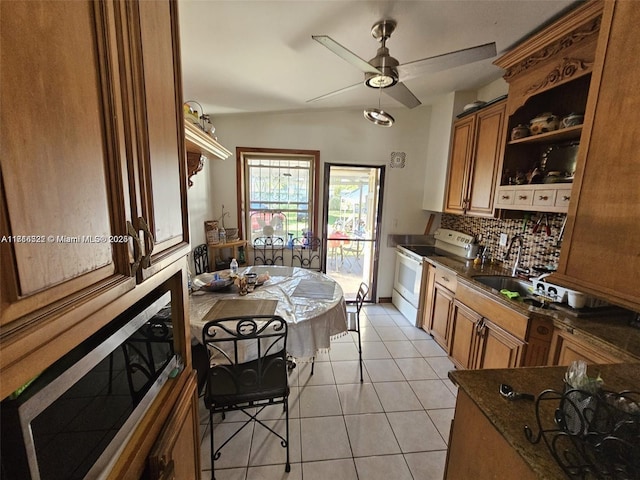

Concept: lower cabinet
[[148, 371, 201, 479], [548, 327, 633, 366], [445, 390, 538, 480], [449, 299, 525, 370], [474, 318, 524, 369], [426, 266, 458, 352], [429, 283, 455, 352], [449, 301, 481, 369]]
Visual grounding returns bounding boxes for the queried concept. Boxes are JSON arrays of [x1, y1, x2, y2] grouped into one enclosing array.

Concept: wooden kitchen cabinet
[[449, 300, 482, 369], [1, 1, 198, 478], [445, 390, 538, 480], [0, 0, 190, 395], [420, 263, 436, 333], [548, 326, 632, 366], [0, 0, 137, 328], [430, 285, 454, 352], [474, 318, 524, 369], [493, 1, 602, 214], [129, 0, 190, 281], [149, 371, 201, 480], [427, 266, 457, 352], [444, 99, 506, 217], [549, 0, 640, 312], [449, 297, 524, 370]]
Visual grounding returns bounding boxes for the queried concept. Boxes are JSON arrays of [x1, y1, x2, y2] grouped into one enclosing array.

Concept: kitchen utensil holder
[[524, 388, 640, 479]]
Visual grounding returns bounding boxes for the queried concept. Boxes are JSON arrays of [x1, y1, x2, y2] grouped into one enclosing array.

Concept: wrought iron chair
[[253, 236, 285, 266], [291, 236, 322, 271], [347, 282, 369, 382], [202, 315, 290, 479], [343, 238, 364, 273], [193, 243, 209, 275]]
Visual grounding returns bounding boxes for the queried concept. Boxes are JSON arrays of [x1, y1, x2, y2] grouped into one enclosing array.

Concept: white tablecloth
[[189, 266, 348, 358]]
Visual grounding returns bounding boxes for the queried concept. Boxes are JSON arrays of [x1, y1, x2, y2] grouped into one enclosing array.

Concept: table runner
[[202, 299, 278, 323]]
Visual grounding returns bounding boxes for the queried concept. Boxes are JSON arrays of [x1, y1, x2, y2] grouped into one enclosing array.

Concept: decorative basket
[[225, 228, 238, 241]]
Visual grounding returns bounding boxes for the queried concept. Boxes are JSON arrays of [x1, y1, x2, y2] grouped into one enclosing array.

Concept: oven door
[[393, 249, 423, 307]]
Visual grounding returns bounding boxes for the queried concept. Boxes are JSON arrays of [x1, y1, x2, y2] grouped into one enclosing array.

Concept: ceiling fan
[[309, 20, 497, 109]]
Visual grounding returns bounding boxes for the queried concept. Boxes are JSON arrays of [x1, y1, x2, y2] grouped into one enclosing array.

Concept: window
[[237, 148, 320, 244]]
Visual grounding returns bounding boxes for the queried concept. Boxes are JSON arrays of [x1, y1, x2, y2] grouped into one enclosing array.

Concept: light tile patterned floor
[[199, 304, 456, 480]]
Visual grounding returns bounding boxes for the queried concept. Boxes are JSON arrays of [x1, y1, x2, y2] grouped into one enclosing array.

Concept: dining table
[[189, 265, 348, 359]]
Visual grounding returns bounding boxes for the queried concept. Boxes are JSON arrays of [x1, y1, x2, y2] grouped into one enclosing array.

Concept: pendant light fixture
[[364, 85, 395, 127]]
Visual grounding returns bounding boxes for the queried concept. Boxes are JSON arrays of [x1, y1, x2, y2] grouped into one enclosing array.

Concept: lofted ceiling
[[178, 0, 579, 116]]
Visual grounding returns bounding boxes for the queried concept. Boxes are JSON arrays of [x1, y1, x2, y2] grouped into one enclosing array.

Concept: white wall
[[202, 106, 435, 299], [477, 77, 508, 103], [186, 156, 216, 272]]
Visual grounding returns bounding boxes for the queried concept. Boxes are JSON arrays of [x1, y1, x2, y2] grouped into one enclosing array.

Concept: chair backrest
[[253, 236, 285, 266], [193, 244, 209, 275], [354, 282, 369, 314], [202, 316, 288, 404], [291, 236, 322, 271]]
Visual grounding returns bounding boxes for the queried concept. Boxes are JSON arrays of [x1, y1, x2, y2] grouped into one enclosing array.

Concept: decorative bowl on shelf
[[529, 113, 560, 135], [511, 124, 530, 140], [561, 113, 584, 128]]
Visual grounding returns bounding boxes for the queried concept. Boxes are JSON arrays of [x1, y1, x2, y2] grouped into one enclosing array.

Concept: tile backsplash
[[441, 213, 566, 273]]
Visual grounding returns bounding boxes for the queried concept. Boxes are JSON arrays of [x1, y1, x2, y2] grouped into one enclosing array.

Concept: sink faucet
[[504, 235, 524, 277]]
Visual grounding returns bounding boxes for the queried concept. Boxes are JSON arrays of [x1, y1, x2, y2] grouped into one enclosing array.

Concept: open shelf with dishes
[[492, 1, 601, 213], [494, 65, 595, 213]]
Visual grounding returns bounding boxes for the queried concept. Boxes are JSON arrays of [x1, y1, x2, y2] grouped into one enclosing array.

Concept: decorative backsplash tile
[[441, 213, 566, 273]]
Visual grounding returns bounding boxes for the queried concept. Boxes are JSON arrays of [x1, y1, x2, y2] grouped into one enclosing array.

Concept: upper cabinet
[[129, 0, 190, 281], [550, 0, 640, 312], [1, 1, 137, 328], [493, 0, 603, 213], [0, 0, 189, 388], [444, 99, 506, 217]]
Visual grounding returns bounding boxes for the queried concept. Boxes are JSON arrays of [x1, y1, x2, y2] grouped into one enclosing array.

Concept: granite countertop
[[449, 364, 640, 479], [421, 253, 640, 360]]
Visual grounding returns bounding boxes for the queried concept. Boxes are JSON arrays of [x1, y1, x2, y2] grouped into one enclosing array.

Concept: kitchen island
[[445, 364, 640, 479]]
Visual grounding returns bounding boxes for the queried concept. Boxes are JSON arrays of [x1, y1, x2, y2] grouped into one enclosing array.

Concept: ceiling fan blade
[[384, 82, 421, 109], [312, 35, 381, 74], [397, 42, 497, 82], [306, 81, 362, 103]]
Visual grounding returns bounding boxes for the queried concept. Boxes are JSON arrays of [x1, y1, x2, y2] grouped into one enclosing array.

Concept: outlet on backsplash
[[441, 213, 566, 273], [499, 233, 508, 247]]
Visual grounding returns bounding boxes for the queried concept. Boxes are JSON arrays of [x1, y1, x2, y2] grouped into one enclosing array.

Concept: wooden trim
[[494, 0, 604, 74], [184, 121, 231, 160], [236, 147, 321, 244]]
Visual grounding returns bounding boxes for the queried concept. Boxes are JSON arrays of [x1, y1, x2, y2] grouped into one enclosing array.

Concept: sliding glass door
[[322, 164, 384, 301]]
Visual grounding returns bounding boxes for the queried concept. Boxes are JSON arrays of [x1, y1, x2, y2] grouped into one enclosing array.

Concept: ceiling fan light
[[364, 108, 394, 127], [365, 73, 396, 88]]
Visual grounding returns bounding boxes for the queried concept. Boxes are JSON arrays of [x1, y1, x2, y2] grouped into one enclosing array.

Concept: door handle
[[126, 220, 143, 276], [137, 216, 155, 268]]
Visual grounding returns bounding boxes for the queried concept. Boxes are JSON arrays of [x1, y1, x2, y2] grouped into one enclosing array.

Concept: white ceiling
[[178, 0, 578, 116]]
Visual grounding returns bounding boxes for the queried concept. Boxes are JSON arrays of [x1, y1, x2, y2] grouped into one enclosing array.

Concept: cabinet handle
[[138, 216, 155, 268], [441, 276, 449, 283], [562, 195, 570, 201], [518, 195, 528, 200], [501, 195, 510, 200], [538, 195, 549, 201], [475, 319, 484, 335], [127, 220, 143, 276]]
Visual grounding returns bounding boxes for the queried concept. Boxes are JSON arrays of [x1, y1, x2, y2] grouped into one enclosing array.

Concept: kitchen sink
[[472, 275, 534, 298]]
